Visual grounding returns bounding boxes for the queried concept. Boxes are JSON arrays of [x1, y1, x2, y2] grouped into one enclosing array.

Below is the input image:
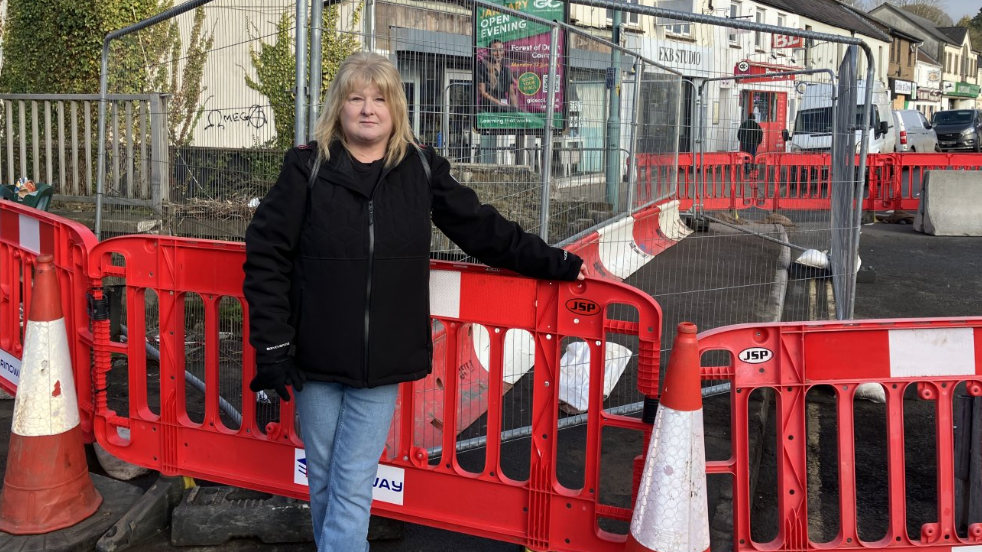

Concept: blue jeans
[[295, 382, 399, 552]]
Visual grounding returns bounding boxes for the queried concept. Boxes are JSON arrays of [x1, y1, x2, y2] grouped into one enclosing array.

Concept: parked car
[[932, 109, 982, 152], [892, 109, 939, 153]]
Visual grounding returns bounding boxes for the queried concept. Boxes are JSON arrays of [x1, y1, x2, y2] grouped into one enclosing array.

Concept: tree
[[958, 15, 982, 53], [0, 0, 213, 147], [245, 6, 361, 150], [160, 7, 215, 146], [0, 0, 160, 94]]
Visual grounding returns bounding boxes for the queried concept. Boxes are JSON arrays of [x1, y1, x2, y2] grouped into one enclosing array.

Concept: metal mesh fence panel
[[99, 0, 350, 240], [92, 0, 876, 486]]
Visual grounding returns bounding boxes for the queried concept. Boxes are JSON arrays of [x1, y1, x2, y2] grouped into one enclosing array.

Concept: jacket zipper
[[363, 165, 395, 384], [365, 199, 375, 383]]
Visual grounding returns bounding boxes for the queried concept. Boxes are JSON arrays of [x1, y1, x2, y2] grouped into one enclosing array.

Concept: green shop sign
[[943, 80, 981, 98]]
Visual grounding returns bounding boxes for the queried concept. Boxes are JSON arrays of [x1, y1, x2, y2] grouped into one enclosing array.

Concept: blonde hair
[[313, 52, 416, 168]]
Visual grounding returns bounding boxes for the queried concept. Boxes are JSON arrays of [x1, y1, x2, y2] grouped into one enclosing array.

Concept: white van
[[784, 80, 895, 154], [892, 109, 939, 153]]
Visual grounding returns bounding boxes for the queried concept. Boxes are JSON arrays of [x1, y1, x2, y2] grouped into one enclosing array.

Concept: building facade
[[912, 50, 944, 116], [879, 24, 923, 110], [937, 27, 979, 110]]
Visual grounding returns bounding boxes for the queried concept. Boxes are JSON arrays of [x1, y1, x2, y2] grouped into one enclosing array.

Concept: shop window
[[742, 90, 778, 123]]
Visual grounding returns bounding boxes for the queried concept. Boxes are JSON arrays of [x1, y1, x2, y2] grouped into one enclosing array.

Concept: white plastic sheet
[[559, 341, 632, 413], [471, 326, 536, 385]]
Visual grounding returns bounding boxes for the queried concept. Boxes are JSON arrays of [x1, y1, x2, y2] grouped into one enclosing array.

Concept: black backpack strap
[[414, 145, 431, 186], [303, 150, 321, 221], [307, 152, 321, 190]]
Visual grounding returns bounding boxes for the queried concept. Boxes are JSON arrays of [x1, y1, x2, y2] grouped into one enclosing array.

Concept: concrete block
[[171, 486, 312, 546], [170, 485, 403, 546], [914, 170, 982, 236], [96, 475, 191, 552]]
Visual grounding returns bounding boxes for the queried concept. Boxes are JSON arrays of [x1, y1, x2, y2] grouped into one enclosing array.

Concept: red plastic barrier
[[87, 236, 663, 552], [640, 151, 982, 214], [636, 152, 752, 212], [0, 200, 97, 438], [564, 199, 690, 281], [875, 153, 982, 212], [682, 152, 751, 212], [699, 317, 982, 551]]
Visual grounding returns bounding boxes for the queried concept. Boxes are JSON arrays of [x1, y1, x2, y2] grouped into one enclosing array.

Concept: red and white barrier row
[[566, 199, 691, 281]]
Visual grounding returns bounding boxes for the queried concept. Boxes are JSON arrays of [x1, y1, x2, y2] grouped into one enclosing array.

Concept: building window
[[754, 9, 765, 50], [666, 22, 691, 36], [607, 0, 640, 26], [805, 25, 813, 68], [908, 44, 913, 67], [729, 2, 740, 44], [774, 14, 786, 54]]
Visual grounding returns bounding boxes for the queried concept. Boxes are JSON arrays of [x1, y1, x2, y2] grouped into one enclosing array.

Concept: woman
[[243, 52, 585, 552]]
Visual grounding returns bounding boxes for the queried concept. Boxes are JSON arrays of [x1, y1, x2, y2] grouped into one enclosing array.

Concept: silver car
[[892, 109, 939, 153]]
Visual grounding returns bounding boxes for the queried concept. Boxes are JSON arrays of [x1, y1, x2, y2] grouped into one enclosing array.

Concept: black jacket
[[243, 141, 583, 388], [737, 119, 763, 152]]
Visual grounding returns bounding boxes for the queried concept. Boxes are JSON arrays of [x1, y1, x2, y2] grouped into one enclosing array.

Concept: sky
[[949, 0, 982, 21]]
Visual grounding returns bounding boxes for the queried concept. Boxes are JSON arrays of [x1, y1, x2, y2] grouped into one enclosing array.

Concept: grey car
[[932, 109, 982, 152]]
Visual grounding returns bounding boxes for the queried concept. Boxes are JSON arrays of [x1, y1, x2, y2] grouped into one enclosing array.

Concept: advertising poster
[[473, 0, 567, 131]]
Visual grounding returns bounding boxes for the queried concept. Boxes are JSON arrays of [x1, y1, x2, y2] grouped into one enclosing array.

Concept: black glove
[[250, 358, 307, 401]]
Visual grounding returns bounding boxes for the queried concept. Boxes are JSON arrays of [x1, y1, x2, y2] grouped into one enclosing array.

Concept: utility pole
[[309, 0, 324, 133], [294, 0, 309, 145], [605, 11, 622, 209]]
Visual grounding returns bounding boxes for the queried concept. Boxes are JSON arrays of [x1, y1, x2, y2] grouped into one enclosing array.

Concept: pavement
[[0, 214, 979, 551]]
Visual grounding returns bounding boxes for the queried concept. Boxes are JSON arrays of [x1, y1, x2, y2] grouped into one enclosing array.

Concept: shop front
[[733, 60, 796, 154], [630, 37, 715, 153], [913, 62, 942, 117], [912, 87, 942, 117], [942, 80, 981, 110], [890, 78, 916, 109]]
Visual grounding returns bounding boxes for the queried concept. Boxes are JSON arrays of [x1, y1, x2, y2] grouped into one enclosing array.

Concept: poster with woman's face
[[473, 0, 567, 132]]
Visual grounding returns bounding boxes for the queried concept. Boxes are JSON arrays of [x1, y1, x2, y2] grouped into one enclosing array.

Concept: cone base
[[625, 534, 652, 552], [0, 428, 103, 534], [626, 533, 710, 552]]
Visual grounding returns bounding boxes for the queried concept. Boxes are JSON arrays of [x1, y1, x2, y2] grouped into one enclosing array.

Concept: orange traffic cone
[[0, 254, 102, 534], [626, 322, 709, 552]]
